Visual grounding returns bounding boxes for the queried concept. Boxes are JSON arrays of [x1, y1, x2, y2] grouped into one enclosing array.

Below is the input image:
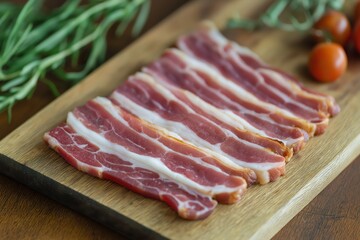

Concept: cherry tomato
[[355, 1, 360, 21], [354, 20, 360, 53], [308, 42, 347, 83], [312, 10, 351, 46]]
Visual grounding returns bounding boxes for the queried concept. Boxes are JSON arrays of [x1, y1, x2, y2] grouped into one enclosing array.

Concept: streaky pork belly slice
[[112, 73, 287, 184], [112, 84, 258, 186], [174, 90, 293, 161], [177, 22, 339, 135], [44, 124, 217, 220], [65, 97, 247, 204], [231, 48, 340, 118], [143, 49, 307, 152], [259, 68, 340, 121], [160, 48, 316, 137]]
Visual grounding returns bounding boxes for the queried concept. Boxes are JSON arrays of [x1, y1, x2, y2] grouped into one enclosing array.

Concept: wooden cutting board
[[1, 0, 360, 239]]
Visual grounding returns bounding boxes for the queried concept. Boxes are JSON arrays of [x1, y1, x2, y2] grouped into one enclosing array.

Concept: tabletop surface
[[0, 1, 359, 239]]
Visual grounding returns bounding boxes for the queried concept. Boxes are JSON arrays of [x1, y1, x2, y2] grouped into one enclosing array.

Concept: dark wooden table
[[0, 1, 359, 239]]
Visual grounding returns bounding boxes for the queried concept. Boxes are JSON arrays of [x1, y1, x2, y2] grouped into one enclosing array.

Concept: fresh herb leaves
[[228, 0, 344, 31], [0, 0, 149, 121]]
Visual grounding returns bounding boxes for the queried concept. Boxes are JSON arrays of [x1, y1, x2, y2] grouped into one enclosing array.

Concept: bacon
[[44, 124, 217, 220], [144, 49, 308, 151], [177, 22, 339, 135], [44, 22, 340, 220], [57, 97, 247, 205], [174, 91, 292, 159], [112, 73, 288, 184], [263, 68, 341, 118]]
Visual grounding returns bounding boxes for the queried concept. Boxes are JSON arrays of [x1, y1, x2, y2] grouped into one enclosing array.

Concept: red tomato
[[308, 43, 347, 83], [312, 10, 351, 46], [354, 20, 360, 53]]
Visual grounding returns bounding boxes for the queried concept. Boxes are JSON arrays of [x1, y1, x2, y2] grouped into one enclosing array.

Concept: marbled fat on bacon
[[177, 22, 339, 135], [112, 73, 287, 184], [44, 97, 249, 218], [44, 22, 340, 220], [44, 124, 217, 220], [230, 46, 340, 118], [75, 97, 247, 204], [174, 91, 292, 160], [144, 49, 308, 151]]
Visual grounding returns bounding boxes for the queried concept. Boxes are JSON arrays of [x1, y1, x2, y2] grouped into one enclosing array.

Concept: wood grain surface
[[0, 0, 359, 239]]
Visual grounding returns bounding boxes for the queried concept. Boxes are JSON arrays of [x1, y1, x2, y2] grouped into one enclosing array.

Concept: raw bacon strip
[[177, 24, 326, 117], [170, 49, 316, 137], [177, 23, 338, 134], [227, 45, 340, 117], [44, 124, 217, 220], [148, 48, 316, 137], [68, 97, 247, 204], [256, 70, 329, 135], [111, 91, 257, 185], [93, 96, 255, 184], [260, 69, 340, 118], [112, 73, 287, 184], [144, 49, 307, 151], [174, 90, 292, 159]]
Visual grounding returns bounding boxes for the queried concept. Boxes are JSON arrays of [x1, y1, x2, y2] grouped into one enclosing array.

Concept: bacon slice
[[143, 49, 308, 151], [177, 22, 339, 135], [261, 69, 340, 119], [46, 97, 248, 206], [173, 90, 292, 159], [224, 43, 341, 118], [112, 73, 288, 184], [44, 124, 217, 220], [44, 22, 340, 220]]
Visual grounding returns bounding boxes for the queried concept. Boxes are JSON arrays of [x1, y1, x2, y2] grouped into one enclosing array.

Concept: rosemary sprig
[[228, 0, 344, 31], [0, 0, 150, 121]]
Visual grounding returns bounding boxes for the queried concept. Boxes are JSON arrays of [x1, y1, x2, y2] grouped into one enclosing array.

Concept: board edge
[[253, 133, 360, 240], [0, 153, 168, 240]]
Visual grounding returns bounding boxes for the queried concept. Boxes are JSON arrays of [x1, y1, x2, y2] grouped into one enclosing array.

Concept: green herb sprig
[[0, 0, 150, 121], [228, 0, 344, 31]]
